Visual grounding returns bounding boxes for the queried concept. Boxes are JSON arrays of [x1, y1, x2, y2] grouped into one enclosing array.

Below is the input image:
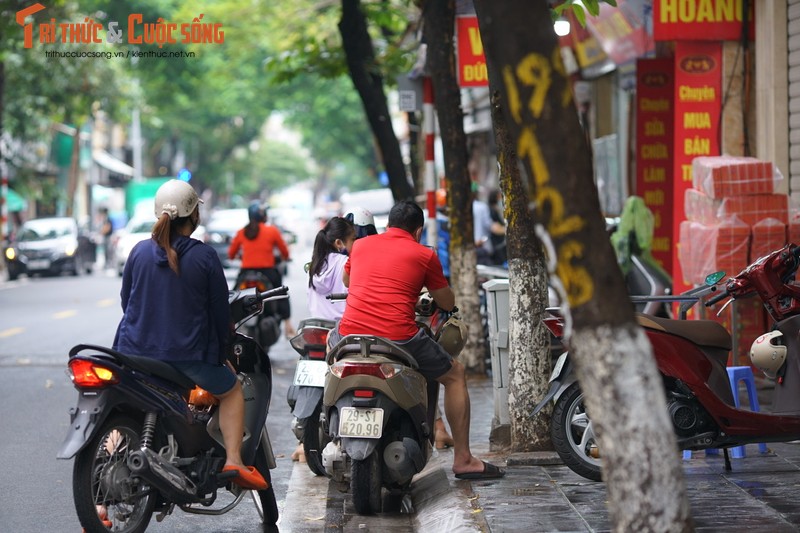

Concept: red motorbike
[[532, 244, 800, 481]]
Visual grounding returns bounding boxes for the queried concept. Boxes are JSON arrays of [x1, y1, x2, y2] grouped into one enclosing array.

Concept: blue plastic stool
[[726, 366, 769, 458], [683, 366, 768, 460]]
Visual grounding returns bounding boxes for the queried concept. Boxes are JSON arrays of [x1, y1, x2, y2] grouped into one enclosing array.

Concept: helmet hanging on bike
[[154, 179, 203, 220], [344, 207, 377, 239], [435, 315, 468, 358], [750, 330, 787, 379]]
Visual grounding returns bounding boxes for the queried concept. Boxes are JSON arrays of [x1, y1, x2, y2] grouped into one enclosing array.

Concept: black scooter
[[288, 317, 336, 476], [57, 286, 289, 533]]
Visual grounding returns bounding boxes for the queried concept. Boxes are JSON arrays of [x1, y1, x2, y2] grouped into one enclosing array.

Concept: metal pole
[[423, 76, 437, 248], [1, 171, 7, 242]]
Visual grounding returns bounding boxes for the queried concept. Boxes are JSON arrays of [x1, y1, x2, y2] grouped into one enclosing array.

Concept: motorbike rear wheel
[[351, 450, 382, 514], [253, 436, 280, 532], [303, 402, 331, 477], [551, 382, 603, 482], [73, 415, 156, 533]]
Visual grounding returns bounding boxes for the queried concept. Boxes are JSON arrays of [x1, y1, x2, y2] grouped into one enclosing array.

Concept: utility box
[[483, 278, 510, 448]]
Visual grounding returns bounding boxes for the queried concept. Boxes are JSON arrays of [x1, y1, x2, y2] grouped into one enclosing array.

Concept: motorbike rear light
[[68, 359, 119, 388], [308, 349, 326, 360], [354, 389, 375, 398], [543, 316, 564, 338], [240, 280, 267, 292], [301, 327, 331, 359], [329, 362, 404, 379]]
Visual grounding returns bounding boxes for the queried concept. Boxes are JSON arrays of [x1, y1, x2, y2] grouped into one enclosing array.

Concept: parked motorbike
[[532, 243, 800, 482], [235, 270, 281, 350], [57, 285, 290, 532], [287, 317, 336, 476], [320, 296, 466, 514]]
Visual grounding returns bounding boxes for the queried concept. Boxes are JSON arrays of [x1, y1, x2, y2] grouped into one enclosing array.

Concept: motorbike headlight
[[5, 248, 16, 260]]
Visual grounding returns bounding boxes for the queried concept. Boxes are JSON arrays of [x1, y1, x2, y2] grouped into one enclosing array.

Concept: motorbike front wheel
[[551, 382, 603, 482], [303, 402, 331, 477], [253, 435, 280, 532], [351, 450, 382, 515], [73, 415, 156, 533]]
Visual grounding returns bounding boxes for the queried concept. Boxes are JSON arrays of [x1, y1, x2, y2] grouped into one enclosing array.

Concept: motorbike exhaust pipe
[[383, 439, 425, 484], [128, 448, 198, 504]]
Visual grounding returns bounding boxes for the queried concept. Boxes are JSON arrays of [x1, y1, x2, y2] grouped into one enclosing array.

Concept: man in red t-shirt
[[329, 200, 505, 480]]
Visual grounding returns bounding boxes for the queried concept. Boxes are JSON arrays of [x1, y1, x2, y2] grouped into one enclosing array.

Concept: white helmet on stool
[[750, 330, 787, 379]]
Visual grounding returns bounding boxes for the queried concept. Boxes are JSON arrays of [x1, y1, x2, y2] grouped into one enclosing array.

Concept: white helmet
[[750, 330, 787, 379], [344, 206, 377, 238], [154, 179, 203, 220]]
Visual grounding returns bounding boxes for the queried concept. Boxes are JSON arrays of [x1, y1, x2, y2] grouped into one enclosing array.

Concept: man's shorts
[[170, 361, 238, 396], [328, 325, 453, 381]]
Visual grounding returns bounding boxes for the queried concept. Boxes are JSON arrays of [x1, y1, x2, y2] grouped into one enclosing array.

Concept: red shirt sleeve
[[423, 250, 449, 291], [228, 230, 242, 260]]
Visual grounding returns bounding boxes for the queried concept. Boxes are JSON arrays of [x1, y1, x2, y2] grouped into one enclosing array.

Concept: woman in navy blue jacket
[[113, 179, 266, 490]]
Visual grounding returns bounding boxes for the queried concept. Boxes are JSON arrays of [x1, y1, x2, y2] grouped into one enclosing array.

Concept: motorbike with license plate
[[320, 294, 466, 514], [287, 317, 337, 476], [533, 243, 800, 482], [57, 285, 289, 533]]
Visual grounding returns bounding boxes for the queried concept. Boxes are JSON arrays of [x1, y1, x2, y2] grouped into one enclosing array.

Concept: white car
[[112, 219, 156, 276], [112, 218, 205, 276]]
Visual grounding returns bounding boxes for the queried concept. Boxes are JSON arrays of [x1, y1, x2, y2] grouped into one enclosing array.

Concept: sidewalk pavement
[[406, 375, 800, 532]]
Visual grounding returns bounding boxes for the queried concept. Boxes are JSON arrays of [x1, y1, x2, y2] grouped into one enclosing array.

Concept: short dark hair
[[388, 200, 424, 233]]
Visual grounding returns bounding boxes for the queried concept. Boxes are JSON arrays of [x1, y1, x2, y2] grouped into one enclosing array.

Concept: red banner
[[635, 58, 675, 270], [672, 41, 722, 293], [455, 16, 488, 87], [653, 0, 755, 41]]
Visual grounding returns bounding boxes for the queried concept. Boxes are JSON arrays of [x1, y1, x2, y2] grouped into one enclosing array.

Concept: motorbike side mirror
[[705, 271, 725, 286]]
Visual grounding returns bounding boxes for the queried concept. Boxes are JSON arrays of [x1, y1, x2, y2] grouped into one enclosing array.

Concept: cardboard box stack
[[679, 155, 786, 363]]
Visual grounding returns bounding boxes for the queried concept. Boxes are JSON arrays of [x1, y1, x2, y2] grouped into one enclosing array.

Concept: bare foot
[[435, 429, 454, 449], [291, 444, 306, 463]]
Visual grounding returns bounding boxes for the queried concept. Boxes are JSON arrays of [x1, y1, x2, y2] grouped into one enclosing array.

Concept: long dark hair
[[308, 217, 355, 289], [245, 203, 266, 240], [152, 212, 194, 275]]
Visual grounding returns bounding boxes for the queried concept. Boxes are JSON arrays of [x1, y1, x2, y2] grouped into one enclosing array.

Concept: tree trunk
[[66, 125, 81, 218], [339, 0, 414, 201], [490, 87, 553, 452], [422, 0, 486, 373], [474, 2, 693, 530]]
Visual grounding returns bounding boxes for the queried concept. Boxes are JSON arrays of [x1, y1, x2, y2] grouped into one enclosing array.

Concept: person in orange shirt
[[228, 203, 295, 338]]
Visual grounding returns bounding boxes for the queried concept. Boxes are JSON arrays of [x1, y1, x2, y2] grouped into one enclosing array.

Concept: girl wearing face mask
[[306, 216, 357, 321]]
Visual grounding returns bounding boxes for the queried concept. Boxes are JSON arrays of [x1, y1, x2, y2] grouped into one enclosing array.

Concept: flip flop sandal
[[454, 460, 506, 480]]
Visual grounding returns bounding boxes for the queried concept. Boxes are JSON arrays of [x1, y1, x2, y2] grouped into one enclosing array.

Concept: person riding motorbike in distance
[[228, 202, 295, 338], [113, 179, 267, 490], [328, 200, 503, 479]]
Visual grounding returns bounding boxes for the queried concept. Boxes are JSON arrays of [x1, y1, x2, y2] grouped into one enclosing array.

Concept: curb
[[506, 451, 563, 466]]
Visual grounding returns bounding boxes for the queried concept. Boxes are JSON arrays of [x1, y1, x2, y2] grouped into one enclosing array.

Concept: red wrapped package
[[692, 156, 781, 199]]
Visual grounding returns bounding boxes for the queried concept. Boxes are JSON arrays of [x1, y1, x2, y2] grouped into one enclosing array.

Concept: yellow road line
[[0, 327, 24, 338], [53, 310, 77, 319], [97, 299, 116, 308]]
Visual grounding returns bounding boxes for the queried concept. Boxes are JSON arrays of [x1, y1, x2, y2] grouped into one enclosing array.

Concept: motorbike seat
[[113, 352, 197, 391], [328, 335, 419, 369], [636, 314, 732, 350]]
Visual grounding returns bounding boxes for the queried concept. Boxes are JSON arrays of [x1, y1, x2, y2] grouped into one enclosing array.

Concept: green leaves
[[552, 0, 616, 27]]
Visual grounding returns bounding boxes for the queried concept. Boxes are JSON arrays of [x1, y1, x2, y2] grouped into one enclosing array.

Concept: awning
[[4, 188, 27, 212], [93, 149, 134, 177]]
